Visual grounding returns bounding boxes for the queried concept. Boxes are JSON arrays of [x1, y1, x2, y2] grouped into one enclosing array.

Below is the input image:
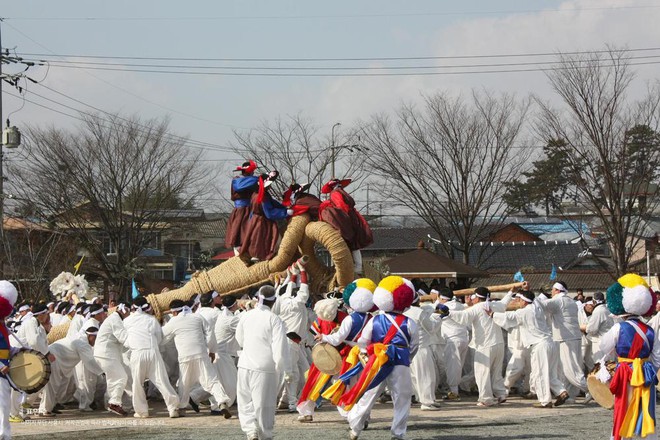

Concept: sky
[[1, 0, 660, 211]]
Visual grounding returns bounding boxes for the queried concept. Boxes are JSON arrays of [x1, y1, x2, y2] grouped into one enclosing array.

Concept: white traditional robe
[[448, 293, 513, 405], [404, 305, 442, 406], [236, 304, 291, 440], [39, 336, 102, 414], [162, 311, 229, 411], [441, 299, 469, 395], [123, 310, 179, 416], [94, 312, 131, 407]]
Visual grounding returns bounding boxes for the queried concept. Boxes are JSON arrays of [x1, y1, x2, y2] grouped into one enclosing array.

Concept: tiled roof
[[384, 249, 489, 278], [366, 227, 435, 251], [145, 209, 206, 219], [466, 241, 589, 272], [486, 271, 617, 292]]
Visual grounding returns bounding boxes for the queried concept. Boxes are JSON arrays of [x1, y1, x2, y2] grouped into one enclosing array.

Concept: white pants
[[473, 343, 506, 405], [282, 342, 301, 406], [0, 379, 11, 440], [430, 343, 447, 392], [411, 346, 436, 405], [190, 353, 238, 408], [504, 347, 531, 393], [348, 365, 412, 438], [237, 368, 278, 440], [558, 339, 587, 393], [73, 362, 95, 410], [97, 357, 131, 406], [530, 340, 566, 405], [39, 359, 71, 413], [178, 356, 229, 410], [444, 337, 468, 394], [130, 350, 179, 416]]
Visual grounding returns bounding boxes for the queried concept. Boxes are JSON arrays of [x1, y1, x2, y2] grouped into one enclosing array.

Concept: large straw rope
[[47, 321, 70, 344], [300, 221, 354, 294], [145, 215, 355, 320]]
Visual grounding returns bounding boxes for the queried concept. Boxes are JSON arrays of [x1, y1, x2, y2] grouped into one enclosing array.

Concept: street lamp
[[330, 122, 341, 179]]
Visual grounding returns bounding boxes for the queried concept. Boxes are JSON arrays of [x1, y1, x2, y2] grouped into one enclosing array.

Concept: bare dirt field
[[12, 394, 615, 440]]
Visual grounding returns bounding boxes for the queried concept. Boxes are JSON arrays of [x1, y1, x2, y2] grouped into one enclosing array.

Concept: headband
[[211, 291, 219, 299], [116, 303, 129, 314], [475, 291, 488, 299], [32, 308, 48, 316], [170, 305, 192, 315], [134, 303, 152, 312], [257, 292, 277, 307], [47, 302, 55, 308], [18, 305, 30, 313], [90, 308, 104, 316], [85, 327, 99, 336], [516, 293, 533, 303], [439, 293, 453, 300], [552, 283, 567, 293]]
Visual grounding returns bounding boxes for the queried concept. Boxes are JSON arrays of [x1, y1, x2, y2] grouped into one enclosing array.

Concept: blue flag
[[550, 264, 557, 281], [131, 278, 140, 299], [513, 270, 524, 282]]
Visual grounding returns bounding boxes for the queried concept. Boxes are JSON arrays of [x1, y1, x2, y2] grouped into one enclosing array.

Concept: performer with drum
[[0, 281, 20, 438], [599, 274, 659, 440]]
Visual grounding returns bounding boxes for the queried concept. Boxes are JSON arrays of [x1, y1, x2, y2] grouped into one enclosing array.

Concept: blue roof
[[518, 219, 590, 239]]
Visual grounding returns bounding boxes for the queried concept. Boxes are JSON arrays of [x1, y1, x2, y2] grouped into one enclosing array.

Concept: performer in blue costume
[[600, 274, 659, 440], [342, 276, 419, 440], [225, 160, 259, 256]]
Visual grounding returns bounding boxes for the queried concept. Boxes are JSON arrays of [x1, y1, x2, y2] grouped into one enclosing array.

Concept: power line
[[1, 20, 249, 131], [16, 46, 660, 63], [36, 60, 660, 77], [24, 54, 660, 71], [4, 4, 660, 21]]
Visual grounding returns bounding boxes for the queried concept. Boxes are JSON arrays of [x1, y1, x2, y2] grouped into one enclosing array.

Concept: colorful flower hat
[[342, 278, 376, 313], [606, 273, 656, 316], [0, 280, 18, 319], [373, 276, 415, 312]]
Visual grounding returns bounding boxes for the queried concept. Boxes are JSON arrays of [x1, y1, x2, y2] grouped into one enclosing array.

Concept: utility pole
[[330, 122, 340, 179]]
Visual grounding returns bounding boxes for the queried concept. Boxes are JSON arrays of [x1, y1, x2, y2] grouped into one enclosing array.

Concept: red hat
[[321, 178, 352, 194], [233, 160, 257, 174]]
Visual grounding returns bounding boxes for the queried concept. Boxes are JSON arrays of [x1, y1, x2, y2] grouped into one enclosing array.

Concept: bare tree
[[230, 114, 366, 196], [536, 48, 660, 276], [358, 91, 531, 265], [8, 113, 215, 294], [1, 217, 77, 300]]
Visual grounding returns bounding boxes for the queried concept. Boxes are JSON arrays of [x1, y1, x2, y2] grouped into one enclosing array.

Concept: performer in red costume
[[599, 274, 659, 440], [0, 281, 19, 439], [225, 160, 259, 256], [319, 178, 373, 274], [282, 182, 321, 220], [296, 297, 347, 422]]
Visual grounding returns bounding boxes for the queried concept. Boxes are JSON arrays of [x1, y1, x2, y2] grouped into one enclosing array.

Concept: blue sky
[[2, 0, 659, 210]]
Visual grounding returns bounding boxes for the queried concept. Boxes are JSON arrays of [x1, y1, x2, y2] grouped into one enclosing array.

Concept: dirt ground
[[12, 394, 615, 440]]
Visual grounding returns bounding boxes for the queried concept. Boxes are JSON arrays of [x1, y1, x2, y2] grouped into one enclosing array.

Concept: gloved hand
[[286, 209, 294, 217], [436, 303, 450, 317], [284, 373, 293, 384], [289, 264, 300, 275]]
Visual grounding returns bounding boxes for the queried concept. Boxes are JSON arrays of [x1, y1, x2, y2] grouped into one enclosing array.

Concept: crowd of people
[[0, 160, 655, 440], [0, 272, 656, 440]]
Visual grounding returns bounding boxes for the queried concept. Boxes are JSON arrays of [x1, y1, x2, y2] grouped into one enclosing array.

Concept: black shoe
[[53, 404, 64, 411], [189, 398, 200, 413]]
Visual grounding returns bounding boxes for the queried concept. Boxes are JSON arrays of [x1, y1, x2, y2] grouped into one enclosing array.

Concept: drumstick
[[9, 362, 32, 370]]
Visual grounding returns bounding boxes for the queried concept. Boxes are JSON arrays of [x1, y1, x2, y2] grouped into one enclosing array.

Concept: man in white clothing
[[123, 297, 180, 418], [272, 262, 309, 412], [16, 303, 51, 357], [437, 288, 469, 401], [190, 295, 240, 411], [236, 285, 292, 440], [447, 286, 513, 407], [583, 292, 615, 362], [492, 290, 568, 408], [540, 281, 587, 401], [162, 299, 232, 418], [38, 326, 103, 417], [404, 295, 442, 410], [94, 301, 131, 416]]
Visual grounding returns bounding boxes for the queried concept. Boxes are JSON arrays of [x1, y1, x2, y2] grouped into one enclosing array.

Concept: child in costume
[[599, 274, 659, 440], [317, 278, 376, 419], [296, 297, 347, 422], [0, 281, 20, 439], [225, 160, 259, 255], [342, 276, 419, 440]]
